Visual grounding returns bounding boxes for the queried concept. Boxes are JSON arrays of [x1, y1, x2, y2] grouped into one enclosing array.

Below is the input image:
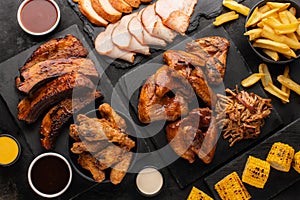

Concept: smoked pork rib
[[19, 34, 88, 73], [17, 73, 95, 124], [40, 91, 103, 150], [16, 58, 99, 94], [186, 36, 230, 85]]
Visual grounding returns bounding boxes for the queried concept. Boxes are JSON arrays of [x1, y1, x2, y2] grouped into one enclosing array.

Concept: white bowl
[[17, 0, 61, 36], [27, 152, 72, 198]]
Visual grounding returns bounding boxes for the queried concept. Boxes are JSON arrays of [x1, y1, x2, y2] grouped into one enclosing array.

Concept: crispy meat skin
[[40, 91, 103, 150], [78, 153, 106, 182], [71, 141, 109, 154], [16, 58, 99, 94], [186, 36, 230, 85], [110, 152, 133, 184], [17, 73, 95, 124], [165, 108, 218, 164], [76, 114, 135, 150], [138, 67, 191, 123], [163, 50, 206, 68], [19, 35, 88, 73], [98, 103, 127, 129]]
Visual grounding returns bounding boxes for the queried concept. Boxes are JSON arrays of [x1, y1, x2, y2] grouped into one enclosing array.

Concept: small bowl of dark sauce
[[17, 0, 60, 36], [27, 152, 72, 198]]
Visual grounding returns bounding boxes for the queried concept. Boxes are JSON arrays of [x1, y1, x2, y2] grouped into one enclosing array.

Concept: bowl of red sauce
[[17, 0, 60, 36]]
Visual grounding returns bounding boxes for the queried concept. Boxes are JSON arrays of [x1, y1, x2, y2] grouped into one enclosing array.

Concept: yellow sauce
[[0, 136, 19, 165]]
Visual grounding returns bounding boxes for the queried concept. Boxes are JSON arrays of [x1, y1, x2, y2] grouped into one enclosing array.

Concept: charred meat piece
[[71, 141, 109, 154], [138, 71, 190, 123], [78, 153, 106, 182], [19, 35, 88, 73], [40, 91, 103, 150], [163, 50, 206, 68], [165, 108, 218, 164], [98, 103, 127, 130], [70, 124, 80, 141], [17, 73, 95, 124], [186, 36, 230, 85], [110, 152, 133, 185], [75, 114, 135, 150], [16, 58, 99, 94]]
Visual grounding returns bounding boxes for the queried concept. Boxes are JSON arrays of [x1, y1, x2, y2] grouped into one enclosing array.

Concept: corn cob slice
[[266, 142, 295, 172], [215, 171, 251, 200], [187, 186, 213, 200], [293, 151, 300, 174], [242, 156, 270, 189]]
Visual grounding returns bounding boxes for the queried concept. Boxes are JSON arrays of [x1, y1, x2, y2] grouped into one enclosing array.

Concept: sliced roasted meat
[[110, 152, 133, 185], [112, 13, 150, 55], [78, 153, 106, 182], [141, 4, 177, 42], [155, 0, 197, 34], [19, 35, 88, 73], [40, 91, 103, 150], [138, 66, 193, 123], [124, 0, 140, 8], [140, 0, 151, 2], [91, 0, 122, 23], [108, 0, 132, 13], [165, 108, 218, 164], [75, 114, 135, 150], [128, 14, 166, 47], [17, 73, 95, 124], [94, 23, 135, 63], [78, 0, 109, 26], [186, 37, 230, 85], [98, 103, 127, 130], [16, 58, 99, 94], [163, 50, 206, 69]]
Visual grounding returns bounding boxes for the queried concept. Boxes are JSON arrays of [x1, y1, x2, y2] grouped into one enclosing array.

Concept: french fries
[[223, 0, 250, 16], [280, 66, 290, 103], [213, 11, 239, 26], [245, 2, 300, 61], [277, 75, 300, 96], [241, 73, 265, 87]]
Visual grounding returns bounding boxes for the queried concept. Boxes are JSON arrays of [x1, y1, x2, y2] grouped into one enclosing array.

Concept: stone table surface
[[0, 0, 300, 199]]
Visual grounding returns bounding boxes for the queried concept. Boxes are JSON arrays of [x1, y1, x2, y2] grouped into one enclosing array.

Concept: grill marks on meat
[[138, 66, 192, 123], [186, 36, 230, 85], [16, 58, 99, 94], [165, 108, 218, 164], [17, 73, 95, 124], [40, 91, 103, 150], [70, 104, 135, 184], [19, 35, 88, 73]]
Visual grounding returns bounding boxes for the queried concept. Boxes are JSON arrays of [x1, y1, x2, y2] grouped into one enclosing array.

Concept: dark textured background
[[0, 0, 300, 199]]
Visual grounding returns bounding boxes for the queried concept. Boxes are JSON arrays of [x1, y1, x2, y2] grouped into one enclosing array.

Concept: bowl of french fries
[[244, 0, 300, 64]]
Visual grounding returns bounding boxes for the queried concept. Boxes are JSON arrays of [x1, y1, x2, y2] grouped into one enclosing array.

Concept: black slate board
[[205, 117, 300, 200], [67, 0, 224, 69], [113, 25, 283, 188]]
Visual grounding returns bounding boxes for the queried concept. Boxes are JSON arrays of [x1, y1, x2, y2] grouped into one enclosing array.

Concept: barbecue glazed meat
[[19, 35, 88, 73], [138, 65, 194, 123], [40, 91, 103, 150], [71, 141, 109, 154], [98, 103, 127, 129], [165, 107, 218, 164], [75, 114, 135, 150], [186, 36, 230, 85], [95, 145, 130, 168], [110, 152, 133, 184], [163, 50, 206, 68], [16, 58, 99, 94], [17, 73, 95, 124], [78, 153, 106, 182]]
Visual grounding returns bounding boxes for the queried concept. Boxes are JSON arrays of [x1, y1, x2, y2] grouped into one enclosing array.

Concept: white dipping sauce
[[136, 167, 163, 196]]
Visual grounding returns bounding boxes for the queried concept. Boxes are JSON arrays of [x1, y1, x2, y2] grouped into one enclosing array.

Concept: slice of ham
[[128, 13, 166, 46], [91, 0, 122, 23], [78, 0, 109, 26], [95, 23, 135, 63], [141, 4, 177, 42], [112, 13, 150, 55], [155, 0, 197, 35]]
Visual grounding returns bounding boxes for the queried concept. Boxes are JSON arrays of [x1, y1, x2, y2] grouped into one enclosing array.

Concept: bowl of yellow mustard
[[0, 134, 21, 167]]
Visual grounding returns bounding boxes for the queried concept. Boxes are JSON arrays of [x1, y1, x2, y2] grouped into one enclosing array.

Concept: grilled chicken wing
[[98, 103, 127, 129], [78, 153, 106, 182], [110, 152, 133, 185]]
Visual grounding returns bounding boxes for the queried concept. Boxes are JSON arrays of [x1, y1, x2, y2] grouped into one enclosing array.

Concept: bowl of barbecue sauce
[[17, 0, 60, 36], [28, 152, 72, 198]]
